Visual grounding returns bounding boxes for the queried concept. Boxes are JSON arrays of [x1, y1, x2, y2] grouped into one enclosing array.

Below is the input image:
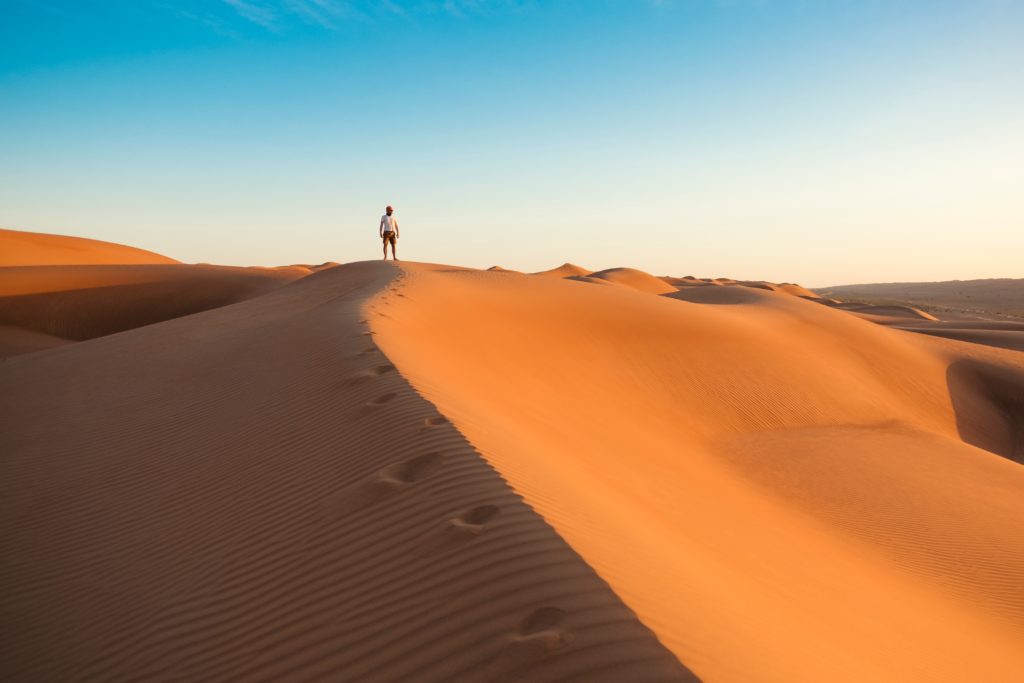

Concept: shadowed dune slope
[[0, 264, 307, 342], [0, 228, 178, 266], [0, 261, 696, 682], [373, 263, 1024, 683], [0, 324, 71, 357]]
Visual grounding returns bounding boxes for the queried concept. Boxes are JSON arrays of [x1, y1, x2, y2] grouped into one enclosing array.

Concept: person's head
[[386, 205, 393, 215]]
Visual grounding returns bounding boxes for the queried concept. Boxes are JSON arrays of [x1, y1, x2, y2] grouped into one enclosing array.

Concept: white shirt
[[381, 214, 396, 233]]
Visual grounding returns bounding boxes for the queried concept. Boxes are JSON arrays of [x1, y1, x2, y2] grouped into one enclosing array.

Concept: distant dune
[[0, 264, 307, 346], [0, 229, 309, 356], [0, 227, 178, 266], [3, 241, 1023, 682], [581, 267, 678, 294], [532, 262, 591, 278], [814, 278, 1024, 353], [815, 278, 1024, 321]]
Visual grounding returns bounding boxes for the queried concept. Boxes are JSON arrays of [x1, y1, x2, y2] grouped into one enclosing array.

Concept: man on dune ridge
[[379, 205, 399, 261]]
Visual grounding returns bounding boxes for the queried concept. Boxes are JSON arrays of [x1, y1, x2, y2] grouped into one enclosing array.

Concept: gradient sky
[[2, 0, 1022, 286]]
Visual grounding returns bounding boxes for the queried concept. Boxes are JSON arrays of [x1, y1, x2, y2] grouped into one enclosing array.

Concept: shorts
[[382, 231, 396, 246]]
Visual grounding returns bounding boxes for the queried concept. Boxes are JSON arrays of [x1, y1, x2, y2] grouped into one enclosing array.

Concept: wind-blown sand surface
[[374, 263, 1024, 682], [3, 233, 1023, 682], [1, 243, 694, 681]]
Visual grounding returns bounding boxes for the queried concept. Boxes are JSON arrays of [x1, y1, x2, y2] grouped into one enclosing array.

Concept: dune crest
[[533, 263, 591, 278], [0, 227, 178, 266], [583, 267, 678, 294]]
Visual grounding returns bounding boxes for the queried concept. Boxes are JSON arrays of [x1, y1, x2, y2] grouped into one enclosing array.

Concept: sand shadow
[[946, 359, 1024, 464]]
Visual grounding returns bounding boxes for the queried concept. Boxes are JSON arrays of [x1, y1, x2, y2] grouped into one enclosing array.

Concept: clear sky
[[2, 0, 1022, 286]]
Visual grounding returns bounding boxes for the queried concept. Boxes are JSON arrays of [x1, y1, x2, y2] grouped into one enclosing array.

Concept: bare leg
[[382, 238, 387, 260]]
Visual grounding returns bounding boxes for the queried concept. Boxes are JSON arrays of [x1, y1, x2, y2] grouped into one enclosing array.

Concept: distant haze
[[2, 0, 1022, 287], [816, 278, 1024, 321]]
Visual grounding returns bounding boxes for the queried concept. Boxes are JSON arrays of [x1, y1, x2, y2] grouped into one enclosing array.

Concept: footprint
[[321, 453, 444, 519], [510, 607, 574, 656], [487, 607, 575, 681], [367, 393, 397, 406], [420, 504, 501, 555], [379, 452, 444, 484], [458, 504, 500, 526], [423, 415, 449, 428], [350, 364, 396, 384], [521, 607, 566, 635]]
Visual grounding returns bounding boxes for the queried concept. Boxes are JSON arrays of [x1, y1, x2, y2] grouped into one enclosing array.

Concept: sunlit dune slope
[[583, 267, 678, 294], [373, 262, 1024, 683], [0, 227, 178, 266], [533, 263, 591, 278], [0, 261, 696, 682]]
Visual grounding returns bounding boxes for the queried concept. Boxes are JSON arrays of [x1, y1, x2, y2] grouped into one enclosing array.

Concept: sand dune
[[0, 229, 306, 352], [820, 300, 938, 320], [5, 247, 1023, 682], [887, 322, 1024, 353], [581, 267, 678, 294], [0, 324, 71, 357], [815, 278, 1024, 321], [374, 262, 1024, 683], [0, 264, 307, 344], [533, 263, 591, 278], [0, 261, 695, 682], [0, 227, 178, 266], [813, 291, 1024, 353]]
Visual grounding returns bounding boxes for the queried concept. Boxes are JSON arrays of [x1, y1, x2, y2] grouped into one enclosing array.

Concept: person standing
[[379, 205, 399, 260]]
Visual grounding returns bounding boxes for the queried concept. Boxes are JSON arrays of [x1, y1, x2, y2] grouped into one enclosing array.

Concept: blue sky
[[2, 0, 1022, 286]]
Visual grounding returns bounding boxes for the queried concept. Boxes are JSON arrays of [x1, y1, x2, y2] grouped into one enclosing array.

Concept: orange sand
[[4, 229, 1023, 682], [0, 235, 694, 681], [373, 262, 1024, 683], [0, 227, 178, 266], [0, 264, 307, 344]]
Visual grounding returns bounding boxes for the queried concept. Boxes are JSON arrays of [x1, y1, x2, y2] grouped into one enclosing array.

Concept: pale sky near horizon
[[2, 1, 1022, 287]]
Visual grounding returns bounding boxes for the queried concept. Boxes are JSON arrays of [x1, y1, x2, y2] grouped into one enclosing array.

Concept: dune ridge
[[0, 261, 696, 682], [0, 227, 178, 266], [373, 262, 1024, 683]]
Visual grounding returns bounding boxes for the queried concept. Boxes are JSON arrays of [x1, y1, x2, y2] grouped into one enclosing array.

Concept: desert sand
[[815, 278, 1024, 321], [812, 279, 1024, 353], [3, 230, 1023, 682], [0, 227, 178, 266]]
